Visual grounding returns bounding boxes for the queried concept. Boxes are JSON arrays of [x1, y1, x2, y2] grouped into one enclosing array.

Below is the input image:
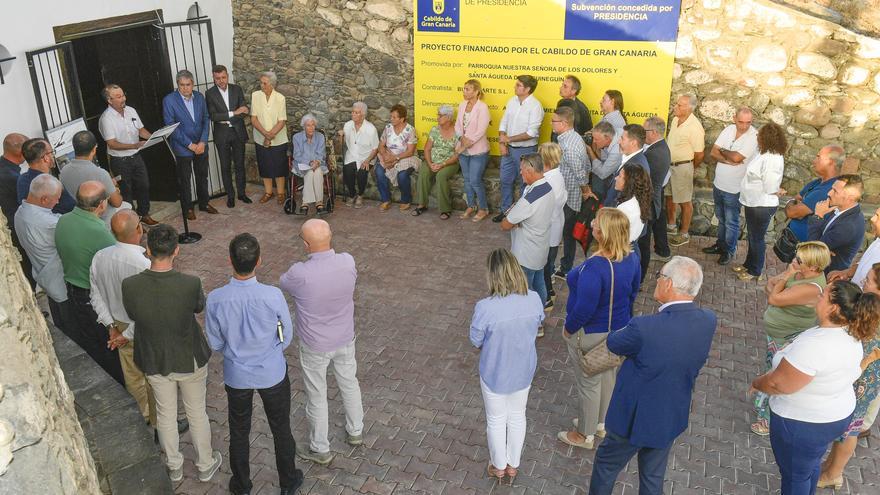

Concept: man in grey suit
[[205, 65, 250, 208]]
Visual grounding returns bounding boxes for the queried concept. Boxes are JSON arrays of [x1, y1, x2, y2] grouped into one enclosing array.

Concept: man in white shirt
[[502, 153, 555, 306], [89, 209, 154, 426], [98, 84, 156, 225], [703, 108, 758, 265], [495, 75, 544, 222], [14, 174, 71, 336], [336, 102, 380, 208]]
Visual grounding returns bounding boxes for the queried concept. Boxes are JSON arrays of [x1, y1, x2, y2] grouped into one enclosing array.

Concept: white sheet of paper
[[297, 162, 311, 172]]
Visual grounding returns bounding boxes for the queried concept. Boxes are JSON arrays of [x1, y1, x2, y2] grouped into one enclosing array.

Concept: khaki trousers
[[147, 362, 213, 471], [118, 342, 156, 426], [566, 331, 616, 437], [301, 168, 325, 204]]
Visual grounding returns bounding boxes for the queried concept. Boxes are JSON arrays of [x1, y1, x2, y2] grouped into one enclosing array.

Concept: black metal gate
[[157, 16, 225, 197], [26, 42, 84, 132]]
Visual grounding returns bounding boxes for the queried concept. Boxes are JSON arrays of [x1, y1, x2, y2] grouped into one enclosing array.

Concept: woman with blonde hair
[[455, 79, 491, 221], [539, 142, 567, 312], [558, 208, 641, 449], [470, 248, 544, 485], [752, 241, 830, 436]]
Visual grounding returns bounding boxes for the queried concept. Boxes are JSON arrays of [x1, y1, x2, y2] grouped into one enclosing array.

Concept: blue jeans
[[588, 431, 672, 495], [543, 246, 559, 297], [521, 265, 547, 304], [459, 152, 489, 210], [500, 145, 536, 211], [743, 205, 777, 276], [713, 187, 741, 255], [375, 166, 412, 204], [769, 411, 852, 495]]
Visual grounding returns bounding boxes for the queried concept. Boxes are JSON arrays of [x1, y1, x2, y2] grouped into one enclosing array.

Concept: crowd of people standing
[[2, 66, 880, 495]]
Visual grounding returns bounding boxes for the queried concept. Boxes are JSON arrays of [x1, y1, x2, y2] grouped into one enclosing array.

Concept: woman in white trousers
[[470, 248, 544, 485]]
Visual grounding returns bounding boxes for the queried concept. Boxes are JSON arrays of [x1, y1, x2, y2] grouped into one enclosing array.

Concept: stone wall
[[0, 215, 101, 494], [233, 0, 414, 132], [676, 0, 880, 235]]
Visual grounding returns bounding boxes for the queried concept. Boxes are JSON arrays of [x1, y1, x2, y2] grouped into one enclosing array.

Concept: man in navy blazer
[[162, 69, 216, 219], [589, 256, 716, 495], [807, 174, 866, 274], [643, 117, 672, 265], [603, 124, 650, 207]]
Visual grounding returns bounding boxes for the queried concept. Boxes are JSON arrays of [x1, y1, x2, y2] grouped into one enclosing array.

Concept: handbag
[[577, 257, 624, 376], [773, 221, 799, 263], [572, 196, 600, 255]]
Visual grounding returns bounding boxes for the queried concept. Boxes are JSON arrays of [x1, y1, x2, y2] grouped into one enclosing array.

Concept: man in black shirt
[[551, 75, 593, 142], [1, 132, 35, 288]]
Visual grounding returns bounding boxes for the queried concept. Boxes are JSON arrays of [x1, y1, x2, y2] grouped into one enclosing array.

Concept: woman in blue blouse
[[470, 248, 544, 485], [558, 207, 641, 450], [291, 113, 328, 215]]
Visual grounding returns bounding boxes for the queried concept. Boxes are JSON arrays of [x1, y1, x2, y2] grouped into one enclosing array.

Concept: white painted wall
[[0, 0, 234, 139]]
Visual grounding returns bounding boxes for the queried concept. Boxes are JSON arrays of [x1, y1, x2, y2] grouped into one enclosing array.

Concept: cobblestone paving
[[156, 190, 878, 495]]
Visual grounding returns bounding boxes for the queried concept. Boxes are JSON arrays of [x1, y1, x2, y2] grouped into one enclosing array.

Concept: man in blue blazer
[[589, 256, 716, 495], [163, 69, 216, 219], [807, 174, 866, 274], [603, 124, 650, 207]]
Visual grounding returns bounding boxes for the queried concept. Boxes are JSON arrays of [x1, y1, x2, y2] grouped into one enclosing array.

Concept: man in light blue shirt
[[14, 174, 70, 335], [205, 233, 302, 495]]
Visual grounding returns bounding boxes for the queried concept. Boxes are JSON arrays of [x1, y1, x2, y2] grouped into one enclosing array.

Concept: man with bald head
[[280, 219, 364, 466], [56, 180, 124, 384], [90, 209, 154, 425], [785, 144, 844, 242], [1, 132, 35, 288]]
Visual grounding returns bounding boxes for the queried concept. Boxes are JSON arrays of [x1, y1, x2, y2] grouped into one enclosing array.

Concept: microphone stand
[[162, 137, 202, 244]]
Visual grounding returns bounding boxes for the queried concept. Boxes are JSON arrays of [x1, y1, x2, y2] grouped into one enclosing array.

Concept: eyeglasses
[[551, 119, 563, 123], [655, 270, 669, 280], [795, 256, 803, 265]]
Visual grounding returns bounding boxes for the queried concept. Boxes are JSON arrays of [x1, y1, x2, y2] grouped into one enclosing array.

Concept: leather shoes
[[718, 252, 732, 265], [280, 469, 304, 495], [200, 204, 219, 214], [492, 213, 505, 223], [238, 195, 253, 204], [140, 214, 158, 226], [702, 244, 723, 254], [227, 197, 235, 208], [186, 209, 196, 221]]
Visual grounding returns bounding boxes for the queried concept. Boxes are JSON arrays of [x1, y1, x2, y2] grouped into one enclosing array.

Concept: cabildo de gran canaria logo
[[418, 0, 459, 32]]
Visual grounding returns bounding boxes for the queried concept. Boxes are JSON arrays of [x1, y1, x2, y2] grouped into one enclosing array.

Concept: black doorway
[[71, 25, 179, 201]]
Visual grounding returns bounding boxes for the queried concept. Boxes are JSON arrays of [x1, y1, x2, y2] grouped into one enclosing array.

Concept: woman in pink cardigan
[[455, 79, 491, 222]]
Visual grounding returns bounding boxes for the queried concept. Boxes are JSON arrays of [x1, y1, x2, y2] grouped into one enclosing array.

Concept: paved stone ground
[[149, 188, 878, 495]]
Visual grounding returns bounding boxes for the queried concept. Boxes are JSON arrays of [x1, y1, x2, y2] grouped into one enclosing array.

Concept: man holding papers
[[99, 83, 157, 225]]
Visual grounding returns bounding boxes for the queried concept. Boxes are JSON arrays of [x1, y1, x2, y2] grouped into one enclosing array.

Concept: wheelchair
[[283, 127, 337, 215]]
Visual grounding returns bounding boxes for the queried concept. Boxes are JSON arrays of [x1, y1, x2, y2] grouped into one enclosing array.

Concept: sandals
[[557, 430, 595, 449], [472, 210, 489, 222], [505, 465, 518, 486], [439, 212, 450, 220], [460, 207, 475, 219], [259, 192, 275, 203], [298, 205, 308, 216], [411, 206, 428, 216], [750, 419, 769, 436], [277, 193, 286, 205], [486, 463, 505, 484]]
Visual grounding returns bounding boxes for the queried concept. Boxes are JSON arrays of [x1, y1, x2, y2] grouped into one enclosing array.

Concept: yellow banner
[[413, 0, 680, 153]]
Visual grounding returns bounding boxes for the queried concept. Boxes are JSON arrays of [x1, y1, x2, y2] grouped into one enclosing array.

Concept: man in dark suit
[[205, 65, 250, 208], [589, 256, 716, 495], [162, 69, 216, 220], [643, 117, 672, 265], [808, 174, 866, 273], [603, 124, 649, 206]]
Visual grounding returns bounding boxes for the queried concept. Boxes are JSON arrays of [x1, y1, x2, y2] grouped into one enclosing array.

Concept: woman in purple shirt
[[470, 248, 544, 485]]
